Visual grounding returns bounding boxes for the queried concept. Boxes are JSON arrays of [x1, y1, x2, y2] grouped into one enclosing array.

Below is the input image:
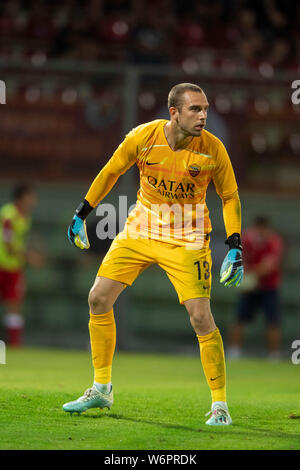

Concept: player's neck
[[164, 121, 194, 151]]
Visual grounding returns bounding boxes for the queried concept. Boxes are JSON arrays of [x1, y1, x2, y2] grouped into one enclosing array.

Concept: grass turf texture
[[0, 348, 299, 450]]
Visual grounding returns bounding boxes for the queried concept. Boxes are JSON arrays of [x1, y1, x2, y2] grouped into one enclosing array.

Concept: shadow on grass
[[78, 411, 300, 442], [82, 412, 203, 433], [236, 422, 300, 442]]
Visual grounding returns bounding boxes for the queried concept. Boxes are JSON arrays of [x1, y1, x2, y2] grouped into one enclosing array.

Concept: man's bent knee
[[184, 298, 216, 336], [88, 276, 125, 314], [88, 288, 112, 314]]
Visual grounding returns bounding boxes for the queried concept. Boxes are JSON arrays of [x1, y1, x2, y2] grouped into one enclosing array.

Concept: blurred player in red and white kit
[[0, 184, 42, 347], [228, 216, 284, 359]]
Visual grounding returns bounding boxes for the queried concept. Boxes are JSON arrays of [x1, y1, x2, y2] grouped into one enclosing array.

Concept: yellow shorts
[[97, 233, 212, 304]]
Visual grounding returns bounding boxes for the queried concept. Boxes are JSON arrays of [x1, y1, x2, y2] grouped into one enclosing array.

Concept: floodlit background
[[0, 0, 299, 355]]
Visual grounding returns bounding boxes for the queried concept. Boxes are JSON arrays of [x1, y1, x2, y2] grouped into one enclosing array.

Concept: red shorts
[[0, 269, 25, 303]]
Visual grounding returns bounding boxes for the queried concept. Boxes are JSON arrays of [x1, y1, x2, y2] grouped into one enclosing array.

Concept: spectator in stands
[[235, 8, 265, 67], [0, 184, 42, 347], [227, 216, 284, 360], [1, 0, 298, 69], [130, 8, 172, 64]]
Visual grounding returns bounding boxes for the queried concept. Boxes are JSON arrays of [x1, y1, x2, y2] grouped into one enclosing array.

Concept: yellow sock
[[197, 328, 226, 403], [89, 309, 116, 384]]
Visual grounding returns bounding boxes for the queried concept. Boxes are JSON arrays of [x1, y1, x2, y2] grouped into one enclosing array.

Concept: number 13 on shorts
[[194, 260, 210, 280]]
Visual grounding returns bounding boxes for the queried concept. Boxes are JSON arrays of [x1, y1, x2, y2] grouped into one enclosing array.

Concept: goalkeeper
[[64, 83, 243, 425]]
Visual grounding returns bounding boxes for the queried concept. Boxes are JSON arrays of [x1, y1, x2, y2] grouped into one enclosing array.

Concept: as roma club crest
[[188, 164, 201, 177]]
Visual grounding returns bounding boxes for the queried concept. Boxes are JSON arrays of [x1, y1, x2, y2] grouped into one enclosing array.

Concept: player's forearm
[[85, 133, 137, 209], [85, 165, 122, 209], [222, 190, 242, 238], [220, 192, 243, 287], [68, 162, 125, 249]]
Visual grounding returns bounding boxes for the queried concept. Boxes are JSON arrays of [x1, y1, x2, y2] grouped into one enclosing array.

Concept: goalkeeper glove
[[68, 199, 93, 249], [220, 233, 244, 287]]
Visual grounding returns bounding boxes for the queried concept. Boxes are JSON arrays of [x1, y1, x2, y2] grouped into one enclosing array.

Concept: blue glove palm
[[68, 215, 90, 249], [220, 248, 243, 287]]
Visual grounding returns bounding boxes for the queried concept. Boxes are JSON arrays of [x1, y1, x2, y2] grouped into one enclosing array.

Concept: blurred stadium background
[[0, 0, 299, 355]]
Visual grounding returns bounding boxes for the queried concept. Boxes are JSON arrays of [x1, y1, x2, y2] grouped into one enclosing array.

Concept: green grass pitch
[[0, 347, 299, 450]]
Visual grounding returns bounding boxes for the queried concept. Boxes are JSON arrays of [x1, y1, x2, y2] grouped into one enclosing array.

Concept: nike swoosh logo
[[210, 375, 223, 381], [146, 161, 160, 166]]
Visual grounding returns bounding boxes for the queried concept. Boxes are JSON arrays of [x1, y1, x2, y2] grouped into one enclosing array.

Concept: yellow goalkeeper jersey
[[86, 119, 240, 247]]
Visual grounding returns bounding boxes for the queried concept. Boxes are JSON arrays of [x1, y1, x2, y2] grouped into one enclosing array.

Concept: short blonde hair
[[168, 83, 203, 111]]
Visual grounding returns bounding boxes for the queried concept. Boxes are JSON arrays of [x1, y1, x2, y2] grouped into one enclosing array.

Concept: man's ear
[[169, 106, 178, 121]]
